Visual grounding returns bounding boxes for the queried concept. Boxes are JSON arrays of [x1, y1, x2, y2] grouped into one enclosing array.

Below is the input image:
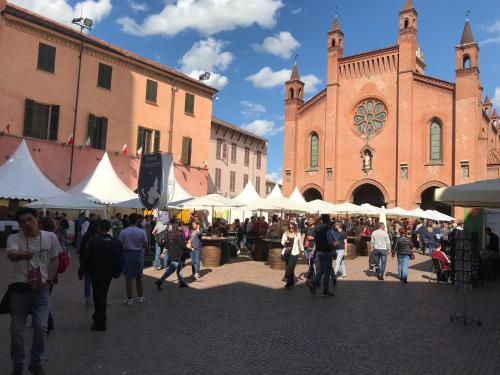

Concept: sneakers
[[154, 280, 162, 290], [136, 296, 146, 303], [28, 365, 46, 375], [179, 282, 189, 288], [123, 298, 134, 306]]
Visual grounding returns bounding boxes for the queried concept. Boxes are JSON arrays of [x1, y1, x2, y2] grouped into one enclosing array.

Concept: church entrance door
[[352, 184, 386, 207], [420, 186, 451, 216], [303, 188, 323, 202]]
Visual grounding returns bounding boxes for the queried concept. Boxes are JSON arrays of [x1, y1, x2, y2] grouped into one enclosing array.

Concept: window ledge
[[96, 85, 112, 91], [145, 100, 158, 106], [36, 68, 55, 75], [184, 112, 195, 117], [306, 168, 319, 172], [425, 161, 444, 166]]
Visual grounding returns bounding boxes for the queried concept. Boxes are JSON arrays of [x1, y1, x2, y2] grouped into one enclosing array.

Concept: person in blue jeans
[[425, 226, 436, 258], [332, 222, 348, 278], [370, 222, 392, 281], [189, 220, 202, 280], [6, 207, 61, 375], [392, 228, 414, 283], [303, 217, 316, 279], [308, 214, 334, 297], [155, 225, 189, 289], [151, 215, 171, 271]]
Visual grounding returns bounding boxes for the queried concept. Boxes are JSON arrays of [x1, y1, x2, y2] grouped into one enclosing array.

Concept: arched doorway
[[303, 187, 323, 202], [420, 186, 451, 216], [352, 184, 386, 207]]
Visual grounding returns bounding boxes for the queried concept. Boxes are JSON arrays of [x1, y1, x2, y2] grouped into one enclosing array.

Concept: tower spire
[[460, 12, 475, 45], [290, 61, 300, 81], [404, 0, 413, 10]]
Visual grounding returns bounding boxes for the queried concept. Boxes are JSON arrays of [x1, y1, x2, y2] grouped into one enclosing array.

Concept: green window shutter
[[37, 43, 56, 73], [154, 130, 161, 152], [100, 117, 108, 150], [181, 137, 192, 165], [87, 114, 96, 148], [184, 93, 194, 114], [137, 126, 145, 150], [97, 63, 112, 89], [146, 80, 158, 103], [48, 105, 59, 141], [310, 134, 318, 168], [23, 99, 34, 137], [430, 122, 441, 161]]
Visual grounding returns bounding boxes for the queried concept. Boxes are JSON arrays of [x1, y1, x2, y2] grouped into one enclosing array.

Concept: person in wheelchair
[[431, 243, 451, 282]]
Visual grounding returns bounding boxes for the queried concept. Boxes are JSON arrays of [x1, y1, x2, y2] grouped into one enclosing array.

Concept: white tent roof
[[234, 181, 262, 203], [0, 140, 65, 200], [408, 208, 437, 220], [289, 186, 307, 205], [180, 194, 244, 209], [359, 203, 382, 215], [267, 184, 283, 200], [385, 207, 419, 218], [331, 202, 364, 214], [69, 153, 137, 205], [427, 210, 456, 222], [435, 179, 500, 208], [306, 199, 337, 214], [28, 192, 104, 210]]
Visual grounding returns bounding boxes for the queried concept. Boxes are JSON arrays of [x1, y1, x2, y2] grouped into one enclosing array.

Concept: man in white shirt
[[6, 207, 61, 375], [371, 222, 391, 281]]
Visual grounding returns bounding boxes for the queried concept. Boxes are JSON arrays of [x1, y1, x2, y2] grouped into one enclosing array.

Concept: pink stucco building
[[0, 1, 217, 196]]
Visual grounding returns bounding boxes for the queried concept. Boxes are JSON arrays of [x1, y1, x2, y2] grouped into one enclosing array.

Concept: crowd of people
[[2, 207, 500, 375]]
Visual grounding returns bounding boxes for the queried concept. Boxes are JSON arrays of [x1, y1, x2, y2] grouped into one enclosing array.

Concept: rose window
[[353, 99, 387, 137]]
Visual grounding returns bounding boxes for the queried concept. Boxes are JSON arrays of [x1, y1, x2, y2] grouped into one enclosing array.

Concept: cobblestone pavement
[[1, 249, 499, 375]]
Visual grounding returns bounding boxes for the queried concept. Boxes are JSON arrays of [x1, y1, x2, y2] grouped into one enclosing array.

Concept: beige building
[[209, 117, 267, 197]]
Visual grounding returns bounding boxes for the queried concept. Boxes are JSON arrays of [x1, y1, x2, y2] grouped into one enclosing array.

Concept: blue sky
[[11, 0, 500, 183]]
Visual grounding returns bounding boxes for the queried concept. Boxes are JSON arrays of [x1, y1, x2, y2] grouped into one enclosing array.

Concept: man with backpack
[[78, 219, 123, 331]]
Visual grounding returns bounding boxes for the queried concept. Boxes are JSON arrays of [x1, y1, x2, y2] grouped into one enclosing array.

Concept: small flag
[[202, 159, 208, 169], [85, 137, 91, 150], [122, 144, 128, 155], [137, 146, 143, 158], [66, 133, 74, 145]]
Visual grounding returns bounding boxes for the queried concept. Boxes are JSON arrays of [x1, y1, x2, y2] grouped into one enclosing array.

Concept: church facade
[[282, 0, 500, 214]]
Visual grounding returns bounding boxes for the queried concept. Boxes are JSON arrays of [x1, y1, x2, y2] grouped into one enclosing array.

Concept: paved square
[[1, 250, 499, 375]]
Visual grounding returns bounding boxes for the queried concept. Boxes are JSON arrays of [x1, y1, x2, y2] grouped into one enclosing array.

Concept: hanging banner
[[138, 153, 175, 210]]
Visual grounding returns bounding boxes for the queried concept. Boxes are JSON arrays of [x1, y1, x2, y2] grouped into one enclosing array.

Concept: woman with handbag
[[281, 222, 304, 289], [391, 228, 414, 283]]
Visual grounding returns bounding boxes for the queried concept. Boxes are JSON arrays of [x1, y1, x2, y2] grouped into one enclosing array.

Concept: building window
[[216, 139, 222, 159], [97, 63, 112, 89], [243, 174, 249, 187], [222, 142, 227, 160], [181, 137, 192, 165], [215, 168, 221, 190], [87, 114, 108, 150], [231, 143, 237, 163], [230, 171, 236, 192], [244, 147, 250, 166], [37, 43, 56, 73], [23, 99, 59, 141], [154, 130, 161, 152], [353, 99, 387, 138], [185, 93, 195, 114], [137, 126, 153, 153], [326, 167, 333, 181], [429, 120, 442, 161], [256, 150, 262, 170], [146, 79, 158, 103], [463, 55, 471, 69], [400, 163, 408, 180], [255, 176, 261, 194], [461, 161, 470, 178], [285, 169, 291, 183], [310, 132, 319, 169]]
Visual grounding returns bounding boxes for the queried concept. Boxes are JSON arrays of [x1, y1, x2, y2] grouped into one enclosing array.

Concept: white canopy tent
[[385, 207, 419, 218], [69, 153, 137, 205], [435, 179, 500, 208], [289, 186, 307, 205], [408, 208, 438, 220], [180, 194, 244, 209], [359, 203, 382, 215], [267, 184, 283, 200], [28, 192, 104, 210], [0, 140, 65, 200], [427, 210, 456, 222], [234, 181, 263, 203], [306, 199, 337, 214], [331, 202, 364, 214]]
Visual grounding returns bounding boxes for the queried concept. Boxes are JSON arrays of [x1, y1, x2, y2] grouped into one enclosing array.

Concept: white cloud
[[241, 119, 283, 138], [179, 38, 234, 73], [240, 100, 266, 116], [128, 0, 149, 12], [117, 0, 283, 37], [493, 87, 500, 108], [246, 67, 321, 94], [179, 38, 233, 90], [10, 0, 112, 27], [266, 171, 282, 184], [185, 70, 228, 90], [481, 20, 500, 45], [252, 31, 300, 59], [291, 7, 302, 15]]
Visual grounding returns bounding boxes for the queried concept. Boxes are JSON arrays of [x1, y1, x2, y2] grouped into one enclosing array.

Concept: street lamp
[[67, 17, 93, 186]]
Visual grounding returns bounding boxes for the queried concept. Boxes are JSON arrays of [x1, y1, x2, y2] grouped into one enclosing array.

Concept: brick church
[[282, 0, 500, 214]]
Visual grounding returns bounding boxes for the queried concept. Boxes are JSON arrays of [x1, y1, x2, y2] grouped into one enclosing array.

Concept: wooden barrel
[[268, 247, 286, 270], [357, 238, 371, 256], [252, 239, 269, 261], [202, 245, 221, 268], [345, 243, 357, 260]]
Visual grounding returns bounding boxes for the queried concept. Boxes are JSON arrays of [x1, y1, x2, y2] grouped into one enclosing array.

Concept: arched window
[[404, 18, 409, 28], [289, 87, 294, 99], [310, 133, 319, 168], [429, 120, 441, 161], [463, 55, 471, 69], [298, 88, 302, 98], [332, 38, 336, 47]]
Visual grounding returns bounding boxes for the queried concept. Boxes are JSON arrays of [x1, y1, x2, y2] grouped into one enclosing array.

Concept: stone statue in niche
[[363, 150, 372, 172]]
